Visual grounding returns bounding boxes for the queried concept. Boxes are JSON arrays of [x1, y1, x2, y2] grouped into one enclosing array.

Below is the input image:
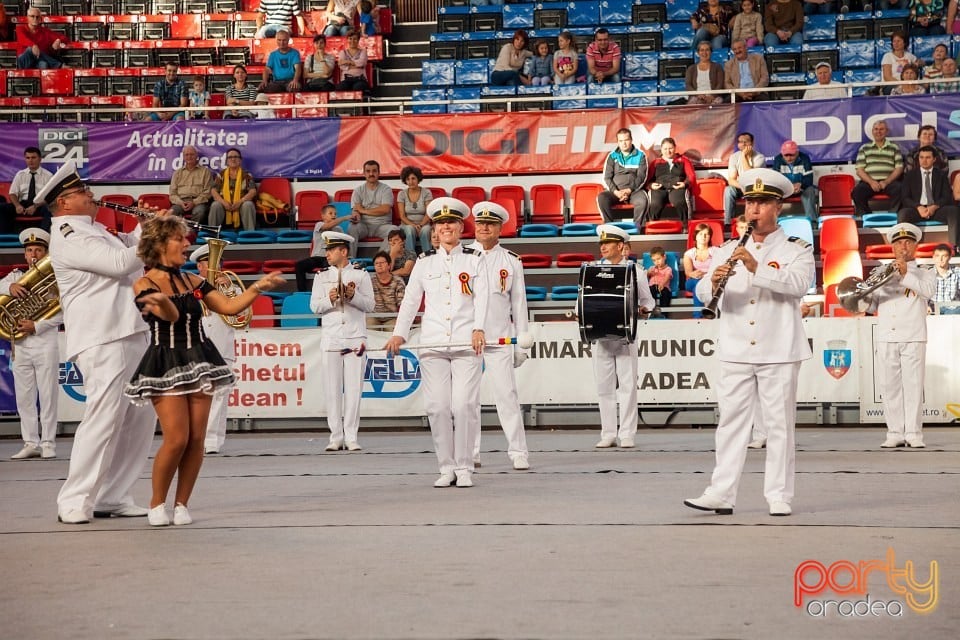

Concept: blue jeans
[[800, 185, 819, 220], [723, 186, 742, 224], [490, 69, 521, 86], [324, 22, 352, 37], [763, 32, 804, 48], [692, 28, 727, 52], [399, 223, 431, 253], [17, 50, 62, 69]]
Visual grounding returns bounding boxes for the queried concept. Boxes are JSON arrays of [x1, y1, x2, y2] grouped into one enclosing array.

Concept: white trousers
[[421, 350, 482, 474], [57, 334, 155, 517], [320, 337, 366, 444], [877, 341, 926, 440], [12, 338, 60, 445], [203, 357, 235, 451], [473, 346, 528, 460], [704, 360, 801, 506], [592, 339, 638, 441]]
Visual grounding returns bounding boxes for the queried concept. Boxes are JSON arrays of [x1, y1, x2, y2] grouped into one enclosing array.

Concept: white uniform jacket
[[467, 241, 528, 339], [0, 268, 63, 347], [393, 244, 487, 345], [696, 227, 814, 363], [309, 263, 375, 338], [49, 217, 146, 361], [869, 262, 936, 343], [587, 258, 656, 342]]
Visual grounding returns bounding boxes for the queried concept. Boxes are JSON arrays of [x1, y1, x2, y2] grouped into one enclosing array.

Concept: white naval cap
[[739, 168, 796, 200], [189, 244, 210, 263], [596, 223, 630, 243], [33, 160, 84, 206], [19, 227, 50, 247], [322, 230, 355, 248], [887, 222, 922, 244], [472, 200, 509, 224], [427, 197, 470, 223]]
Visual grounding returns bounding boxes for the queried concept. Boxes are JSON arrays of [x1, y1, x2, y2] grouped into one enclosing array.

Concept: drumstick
[[331, 333, 535, 355]]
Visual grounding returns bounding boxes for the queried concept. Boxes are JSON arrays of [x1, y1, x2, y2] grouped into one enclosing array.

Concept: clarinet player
[[684, 168, 814, 517]]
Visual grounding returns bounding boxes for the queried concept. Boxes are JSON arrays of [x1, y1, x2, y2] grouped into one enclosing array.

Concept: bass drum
[[576, 264, 638, 342]]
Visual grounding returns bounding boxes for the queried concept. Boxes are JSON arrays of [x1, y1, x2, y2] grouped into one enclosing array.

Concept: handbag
[[255, 192, 290, 226]]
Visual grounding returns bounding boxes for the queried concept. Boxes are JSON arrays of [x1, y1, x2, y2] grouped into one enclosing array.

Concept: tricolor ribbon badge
[[767, 261, 780, 270], [499, 269, 508, 293], [459, 272, 472, 295]]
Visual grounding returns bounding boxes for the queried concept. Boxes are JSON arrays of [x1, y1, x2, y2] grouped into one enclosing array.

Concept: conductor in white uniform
[[43, 162, 157, 524], [310, 231, 375, 451], [467, 201, 531, 471], [385, 197, 488, 488], [684, 168, 815, 517]]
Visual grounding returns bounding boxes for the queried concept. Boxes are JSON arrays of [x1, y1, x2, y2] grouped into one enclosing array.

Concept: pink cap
[[781, 140, 799, 155]]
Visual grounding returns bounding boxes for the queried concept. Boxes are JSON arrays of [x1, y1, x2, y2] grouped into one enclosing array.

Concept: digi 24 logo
[[59, 361, 86, 402], [39, 128, 89, 168]]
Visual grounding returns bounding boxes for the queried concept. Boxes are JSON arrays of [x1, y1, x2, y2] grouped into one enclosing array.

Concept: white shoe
[[40, 442, 56, 459], [769, 501, 792, 516], [454, 470, 473, 488], [683, 494, 734, 515], [906, 437, 925, 449], [747, 438, 767, 449], [512, 455, 530, 470], [344, 441, 362, 451], [57, 509, 90, 524], [433, 471, 456, 488], [205, 446, 219, 454], [173, 504, 192, 525], [11, 444, 41, 459], [619, 438, 635, 448], [881, 437, 906, 448], [325, 440, 343, 452], [595, 437, 616, 448], [148, 504, 170, 526]]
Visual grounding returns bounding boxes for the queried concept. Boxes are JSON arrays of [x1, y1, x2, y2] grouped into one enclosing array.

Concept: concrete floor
[[1, 427, 958, 640]]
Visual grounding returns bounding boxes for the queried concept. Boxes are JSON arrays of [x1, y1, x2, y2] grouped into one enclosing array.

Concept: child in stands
[[525, 39, 554, 86], [646, 246, 673, 316], [187, 76, 210, 120]]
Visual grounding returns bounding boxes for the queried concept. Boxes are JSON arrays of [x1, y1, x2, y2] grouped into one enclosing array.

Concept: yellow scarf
[[219, 168, 246, 228]]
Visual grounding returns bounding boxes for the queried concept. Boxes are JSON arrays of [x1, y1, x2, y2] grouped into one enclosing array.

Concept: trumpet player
[[309, 231, 374, 452], [684, 168, 814, 518], [870, 223, 936, 449], [3, 228, 61, 460]]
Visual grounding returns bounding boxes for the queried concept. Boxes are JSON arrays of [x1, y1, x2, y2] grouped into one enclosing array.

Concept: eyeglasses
[[226, 155, 241, 159]]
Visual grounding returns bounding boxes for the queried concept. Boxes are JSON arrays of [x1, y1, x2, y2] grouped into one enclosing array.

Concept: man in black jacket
[[897, 145, 959, 252]]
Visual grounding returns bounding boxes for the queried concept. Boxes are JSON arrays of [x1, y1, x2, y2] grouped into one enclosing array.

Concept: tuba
[[204, 238, 252, 329], [836, 262, 900, 314], [0, 256, 61, 342]]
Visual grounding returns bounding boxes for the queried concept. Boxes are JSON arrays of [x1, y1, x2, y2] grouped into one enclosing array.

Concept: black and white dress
[[124, 268, 235, 404]]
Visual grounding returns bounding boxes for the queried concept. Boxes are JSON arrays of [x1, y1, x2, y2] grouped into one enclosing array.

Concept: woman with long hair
[[683, 222, 717, 316]]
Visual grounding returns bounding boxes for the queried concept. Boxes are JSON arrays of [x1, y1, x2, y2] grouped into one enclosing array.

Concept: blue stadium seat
[[912, 35, 951, 60], [525, 286, 548, 301], [502, 3, 534, 28], [665, 0, 698, 21], [237, 230, 276, 244], [412, 88, 448, 114], [519, 223, 560, 238], [600, 0, 632, 24], [422, 60, 456, 87], [587, 81, 621, 108], [276, 230, 313, 243], [280, 292, 318, 328], [861, 212, 899, 228], [710, 48, 730, 65], [455, 59, 490, 86], [622, 81, 658, 107], [449, 87, 481, 112], [662, 21, 694, 50], [623, 52, 658, 80], [804, 15, 835, 42], [201, 231, 238, 243], [350, 257, 373, 270], [550, 285, 580, 300], [641, 252, 681, 296], [609, 221, 638, 234], [778, 216, 814, 246], [552, 83, 587, 110], [567, 1, 599, 25], [561, 223, 598, 237], [0, 234, 21, 247], [839, 41, 876, 69], [658, 78, 686, 105], [844, 68, 883, 95]]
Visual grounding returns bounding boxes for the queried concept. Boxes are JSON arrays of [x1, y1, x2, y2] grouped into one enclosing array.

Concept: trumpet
[[702, 221, 755, 320], [93, 199, 222, 236]]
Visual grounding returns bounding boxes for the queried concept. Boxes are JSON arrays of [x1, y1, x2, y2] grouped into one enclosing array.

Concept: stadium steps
[[370, 22, 432, 110]]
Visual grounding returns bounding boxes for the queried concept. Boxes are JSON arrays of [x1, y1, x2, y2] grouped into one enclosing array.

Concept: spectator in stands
[[880, 0, 906, 11], [368, 250, 405, 330], [730, 0, 763, 48], [303, 34, 336, 91], [881, 31, 918, 94], [890, 64, 926, 95], [723, 131, 766, 224], [256, 0, 305, 39], [683, 223, 717, 315], [397, 165, 433, 253], [252, 93, 275, 119], [724, 39, 769, 102], [852, 120, 904, 216], [0, 146, 53, 233], [923, 43, 949, 79], [224, 64, 257, 119], [525, 39, 554, 86], [150, 63, 187, 122], [358, 0, 378, 36], [346, 160, 396, 257], [187, 76, 209, 120], [491, 30, 532, 86], [931, 244, 960, 305], [324, 0, 362, 37], [209, 148, 258, 231], [259, 29, 302, 93], [909, 0, 947, 36], [803, 0, 845, 14], [763, 0, 804, 48], [553, 31, 581, 85], [598, 128, 649, 227], [898, 146, 960, 251], [685, 41, 725, 104], [169, 146, 214, 224], [336, 30, 370, 92], [16, 7, 66, 70], [933, 58, 960, 92], [295, 204, 349, 291], [772, 140, 818, 221], [386, 229, 416, 279], [904, 125, 948, 173], [647, 246, 673, 314], [947, 0, 960, 34], [586, 28, 621, 84], [803, 61, 845, 100], [647, 137, 697, 222], [691, 0, 734, 51]]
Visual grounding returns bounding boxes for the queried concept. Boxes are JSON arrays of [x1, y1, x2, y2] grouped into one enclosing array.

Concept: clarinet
[[701, 221, 755, 320]]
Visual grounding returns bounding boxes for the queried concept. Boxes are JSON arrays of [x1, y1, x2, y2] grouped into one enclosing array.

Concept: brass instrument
[[204, 237, 252, 329], [0, 257, 61, 348], [93, 199, 221, 236], [836, 262, 900, 314], [702, 221, 755, 320]]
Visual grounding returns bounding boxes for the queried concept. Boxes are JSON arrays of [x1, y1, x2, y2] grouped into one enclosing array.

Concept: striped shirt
[[934, 267, 960, 302], [258, 0, 301, 28], [855, 139, 903, 181]]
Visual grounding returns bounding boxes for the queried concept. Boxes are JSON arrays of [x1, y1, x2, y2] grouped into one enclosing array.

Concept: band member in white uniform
[[190, 245, 238, 455], [310, 231, 374, 451], [385, 197, 488, 488], [590, 224, 654, 449], [2, 228, 61, 460], [684, 168, 814, 517], [868, 222, 936, 449], [43, 162, 156, 524], [467, 201, 530, 471]]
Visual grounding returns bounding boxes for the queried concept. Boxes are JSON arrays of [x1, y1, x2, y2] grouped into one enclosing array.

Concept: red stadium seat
[[262, 259, 297, 273], [569, 182, 604, 223], [864, 244, 894, 259], [170, 13, 202, 39], [490, 184, 525, 221], [819, 216, 859, 254], [138, 193, 172, 211], [555, 252, 595, 267], [259, 177, 292, 208], [40, 69, 74, 96], [518, 253, 552, 268], [644, 220, 683, 234], [451, 185, 486, 210], [334, 189, 353, 203], [293, 92, 328, 118], [821, 249, 863, 288], [98, 194, 134, 231], [498, 199, 519, 238], [818, 174, 856, 216], [427, 186, 447, 199], [295, 190, 330, 230], [916, 242, 947, 258], [686, 220, 724, 248], [249, 294, 277, 328], [824, 283, 859, 317], [692, 177, 726, 220], [529, 184, 565, 225], [221, 259, 263, 275]]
